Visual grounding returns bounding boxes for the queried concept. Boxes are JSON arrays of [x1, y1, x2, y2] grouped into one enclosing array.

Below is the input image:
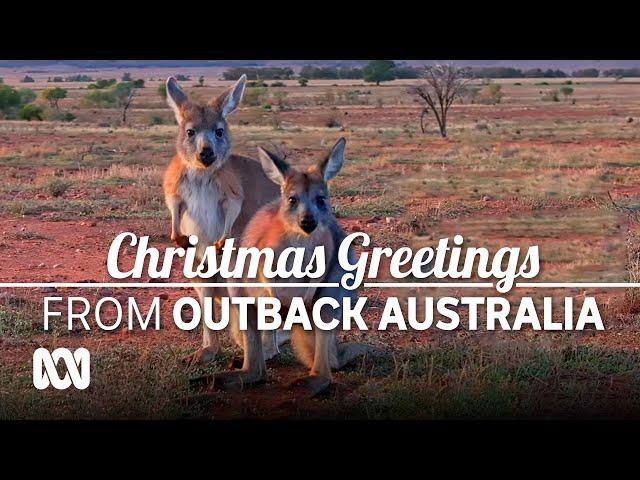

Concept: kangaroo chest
[[250, 228, 336, 307], [179, 167, 243, 244]]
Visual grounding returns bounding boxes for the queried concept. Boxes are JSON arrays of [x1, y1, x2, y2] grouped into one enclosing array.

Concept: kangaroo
[[163, 75, 282, 365], [216, 138, 372, 396]]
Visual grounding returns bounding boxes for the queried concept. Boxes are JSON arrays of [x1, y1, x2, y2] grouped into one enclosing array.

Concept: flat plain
[[2, 67, 640, 419]]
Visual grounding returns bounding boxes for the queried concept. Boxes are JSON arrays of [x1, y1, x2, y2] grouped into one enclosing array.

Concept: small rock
[[627, 117, 634, 123], [53, 263, 62, 268], [482, 195, 492, 202], [37, 263, 46, 268], [20, 226, 26, 232], [385, 217, 393, 224]]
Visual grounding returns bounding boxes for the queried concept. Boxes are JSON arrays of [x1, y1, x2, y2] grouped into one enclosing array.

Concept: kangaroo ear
[[166, 77, 188, 123], [219, 74, 247, 118], [318, 137, 346, 182], [257, 147, 289, 185]]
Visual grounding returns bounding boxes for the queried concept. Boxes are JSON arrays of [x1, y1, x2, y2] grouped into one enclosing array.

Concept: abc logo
[[33, 348, 90, 390]]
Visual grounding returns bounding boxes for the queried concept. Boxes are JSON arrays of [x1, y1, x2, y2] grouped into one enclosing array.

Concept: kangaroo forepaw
[[289, 375, 332, 398], [173, 234, 194, 249], [183, 346, 220, 367]]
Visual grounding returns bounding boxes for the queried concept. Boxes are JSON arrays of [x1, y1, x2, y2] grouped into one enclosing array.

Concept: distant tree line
[[222, 67, 295, 80], [602, 68, 640, 77]]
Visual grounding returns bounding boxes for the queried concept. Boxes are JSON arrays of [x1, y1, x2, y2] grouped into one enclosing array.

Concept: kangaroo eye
[[186, 128, 195, 138], [288, 196, 298, 206], [316, 195, 326, 207], [215, 127, 224, 138]]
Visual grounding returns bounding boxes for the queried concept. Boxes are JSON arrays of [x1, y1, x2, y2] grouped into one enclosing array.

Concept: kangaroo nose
[[300, 215, 317, 234], [199, 147, 215, 165]]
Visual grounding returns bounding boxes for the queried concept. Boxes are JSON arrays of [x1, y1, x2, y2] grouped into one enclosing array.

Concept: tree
[[363, 60, 396, 85], [198, 75, 205, 87], [573, 68, 599, 78], [132, 79, 145, 88], [408, 65, 471, 137], [113, 82, 136, 122], [42, 87, 68, 109], [122, 72, 132, 81], [298, 78, 309, 87], [21, 75, 35, 83]]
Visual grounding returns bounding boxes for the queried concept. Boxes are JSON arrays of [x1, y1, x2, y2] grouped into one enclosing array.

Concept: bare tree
[[409, 65, 472, 138]]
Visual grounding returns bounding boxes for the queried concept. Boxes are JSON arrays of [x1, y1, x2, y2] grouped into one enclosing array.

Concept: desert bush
[[121, 72, 132, 81], [298, 78, 309, 87], [542, 89, 560, 102], [247, 80, 268, 88], [243, 86, 266, 106], [560, 86, 574, 100], [46, 179, 72, 197], [174, 74, 190, 81], [157, 83, 167, 99], [17, 88, 36, 105], [87, 79, 117, 90], [0, 85, 21, 112], [147, 114, 167, 125], [46, 110, 76, 122], [271, 81, 285, 87], [262, 103, 272, 110], [21, 75, 35, 83], [83, 89, 116, 106], [479, 83, 503, 104], [133, 79, 145, 88], [325, 115, 342, 128], [20, 104, 43, 121]]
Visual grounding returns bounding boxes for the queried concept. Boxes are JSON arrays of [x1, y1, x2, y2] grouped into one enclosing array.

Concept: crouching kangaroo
[[217, 138, 371, 396], [162, 74, 282, 365]]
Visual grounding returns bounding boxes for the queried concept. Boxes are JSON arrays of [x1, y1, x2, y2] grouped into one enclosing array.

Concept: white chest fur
[[178, 167, 242, 246]]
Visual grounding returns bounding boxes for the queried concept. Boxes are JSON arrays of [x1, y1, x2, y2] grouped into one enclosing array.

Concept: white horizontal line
[[516, 282, 640, 288], [363, 282, 494, 288]]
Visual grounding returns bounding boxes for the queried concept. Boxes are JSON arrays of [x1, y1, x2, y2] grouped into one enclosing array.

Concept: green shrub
[[21, 75, 35, 83], [157, 83, 167, 99], [262, 103, 272, 109], [83, 89, 116, 106], [298, 78, 309, 87], [271, 81, 285, 87], [148, 114, 166, 125], [87, 79, 117, 90], [133, 79, 145, 88], [17, 88, 36, 105], [20, 104, 43, 121], [47, 179, 72, 197]]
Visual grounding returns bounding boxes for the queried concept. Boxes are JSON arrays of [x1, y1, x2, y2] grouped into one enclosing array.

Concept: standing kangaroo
[[162, 75, 280, 365], [218, 138, 371, 396]]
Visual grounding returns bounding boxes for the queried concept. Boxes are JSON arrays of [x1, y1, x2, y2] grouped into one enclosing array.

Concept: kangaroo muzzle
[[299, 215, 317, 234], [199, 146, 216, 166]]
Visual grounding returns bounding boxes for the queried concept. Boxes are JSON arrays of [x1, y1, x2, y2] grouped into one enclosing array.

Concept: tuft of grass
[[46, 179, 73, 197]]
